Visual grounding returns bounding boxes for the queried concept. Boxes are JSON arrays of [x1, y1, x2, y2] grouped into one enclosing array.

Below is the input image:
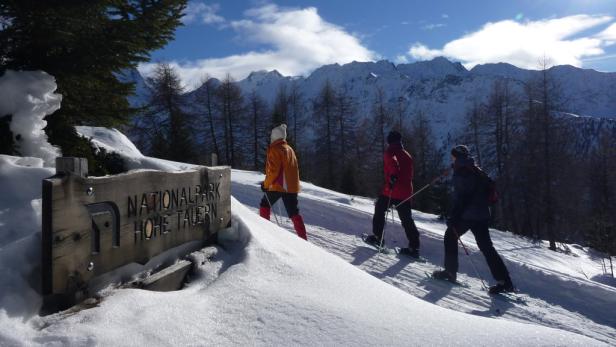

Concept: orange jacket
[[264, 139, 300, 193]]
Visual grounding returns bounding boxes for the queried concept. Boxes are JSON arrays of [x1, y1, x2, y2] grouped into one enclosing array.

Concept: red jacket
[[381, 143, 414, 200]]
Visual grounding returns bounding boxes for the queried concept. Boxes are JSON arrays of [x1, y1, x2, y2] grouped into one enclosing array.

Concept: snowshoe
[[363, 234, 382, 246], [426, 271, 470, 288], [395, 247, 426, 262], [431, 270, 457, 283], [488, 281, 515, 295], [361, 233, 390, 254]]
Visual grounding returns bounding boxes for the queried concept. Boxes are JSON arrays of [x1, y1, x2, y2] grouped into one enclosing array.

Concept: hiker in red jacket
[[365, 131, 421, 257]]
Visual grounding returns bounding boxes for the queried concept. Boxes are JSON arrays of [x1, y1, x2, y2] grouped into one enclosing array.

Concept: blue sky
[[144, 0, 616, 88]]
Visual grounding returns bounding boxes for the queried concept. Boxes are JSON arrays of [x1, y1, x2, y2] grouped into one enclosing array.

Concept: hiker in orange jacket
[[259, 123, 307, 240]]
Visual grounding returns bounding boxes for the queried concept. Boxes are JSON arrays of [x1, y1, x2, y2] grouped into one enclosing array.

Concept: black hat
[[387, 131, 402, 144], [451, 145, 470, 159]]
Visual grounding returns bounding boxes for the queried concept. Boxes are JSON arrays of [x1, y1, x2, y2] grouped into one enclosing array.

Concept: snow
[[0, 155, 54, 319], [189, 57, 616, 146], [0, 71, 61, 166], [0, 124, 613, 345], [75, 126, 198, 172], [0, 196, 606, 345], [230, 170, 616, 345]]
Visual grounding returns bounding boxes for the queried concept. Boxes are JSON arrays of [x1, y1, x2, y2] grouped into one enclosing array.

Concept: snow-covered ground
[[0, 127, 612, 345], [0, 72, 614, 345], [231, 170, 616, 345]]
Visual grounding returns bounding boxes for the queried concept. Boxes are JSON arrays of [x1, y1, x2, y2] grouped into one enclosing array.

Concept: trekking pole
[[264, 193, 281, 227], [451, 226, 488, 291], [393, 169, 450, 208]]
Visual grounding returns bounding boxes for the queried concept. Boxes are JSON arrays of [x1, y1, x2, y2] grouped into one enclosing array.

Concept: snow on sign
[[41, 157, 231, 307]]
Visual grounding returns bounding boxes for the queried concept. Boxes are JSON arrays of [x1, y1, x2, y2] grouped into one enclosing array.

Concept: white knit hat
[[271, 123, 287, 143]]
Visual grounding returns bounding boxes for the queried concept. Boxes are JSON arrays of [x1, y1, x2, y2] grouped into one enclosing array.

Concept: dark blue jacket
[[450, 157, 491, 222]]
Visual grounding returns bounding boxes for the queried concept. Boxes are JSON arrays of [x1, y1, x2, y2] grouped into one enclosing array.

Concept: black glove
[[259, 181, 266, 192], [389, 175, 398, 189]]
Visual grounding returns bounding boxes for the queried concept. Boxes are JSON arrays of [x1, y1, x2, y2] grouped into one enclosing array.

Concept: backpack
[[473, 167, 499, 204]]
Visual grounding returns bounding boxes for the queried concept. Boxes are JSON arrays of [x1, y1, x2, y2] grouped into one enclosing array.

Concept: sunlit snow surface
[[0, 126, 613, 345]]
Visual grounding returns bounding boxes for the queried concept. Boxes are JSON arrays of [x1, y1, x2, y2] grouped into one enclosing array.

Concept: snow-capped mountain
[[117, 68, 150, 107], [131, 57, 616, 150]]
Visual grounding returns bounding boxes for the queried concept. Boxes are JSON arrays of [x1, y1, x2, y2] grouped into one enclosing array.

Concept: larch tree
[[312, 80, 337, 188]]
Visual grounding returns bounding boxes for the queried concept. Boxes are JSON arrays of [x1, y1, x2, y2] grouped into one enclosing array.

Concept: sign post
[[42, 157, 231, 308]]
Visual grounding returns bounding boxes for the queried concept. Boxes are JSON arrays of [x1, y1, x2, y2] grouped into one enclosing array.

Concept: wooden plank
[[42, 165, 231, 303], [136, 260, 192, 292], [41, 179, 53, 295], [56, 157, 88, 177]]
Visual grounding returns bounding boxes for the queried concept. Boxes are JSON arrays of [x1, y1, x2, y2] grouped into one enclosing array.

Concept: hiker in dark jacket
[[433, 145, 514, 294]]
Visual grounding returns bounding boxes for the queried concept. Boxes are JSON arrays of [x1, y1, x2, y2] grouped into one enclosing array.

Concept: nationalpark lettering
[[127, 183, 222, 244], [42, 164, 230, 302]]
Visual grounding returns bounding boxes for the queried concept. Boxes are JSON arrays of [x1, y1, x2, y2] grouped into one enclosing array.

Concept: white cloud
[[182, 2, 225, 25], [408, 43, 442, 60], [442, 14, 449, 19], [596, 23, 616, 44], [422, 23, 446, 30], [406, 14, 614, 70], [394, 55, 409, 64], [146, 4, 375, 89]]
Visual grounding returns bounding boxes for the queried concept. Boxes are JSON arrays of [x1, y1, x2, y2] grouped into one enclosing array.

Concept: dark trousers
[[444, 220, 511, 282], [260, 191, 300, 217], [372, 195, 420, 250]]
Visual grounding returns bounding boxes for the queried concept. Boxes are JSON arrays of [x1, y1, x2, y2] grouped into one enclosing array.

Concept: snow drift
[[75, 126, 198, 172], [0, 156, 53, 319]]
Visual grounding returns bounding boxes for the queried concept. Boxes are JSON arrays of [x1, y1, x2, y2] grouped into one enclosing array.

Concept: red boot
[[291, 214, 308, 240], [259, 206, 271, 220]]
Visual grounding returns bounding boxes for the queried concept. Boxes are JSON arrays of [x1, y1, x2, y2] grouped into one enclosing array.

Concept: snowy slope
[[0, 126, 611, 346], [0, 196, 604, 346], [231, 170, 616, 345]]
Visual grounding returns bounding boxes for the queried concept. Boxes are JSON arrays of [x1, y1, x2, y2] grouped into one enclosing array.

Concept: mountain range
[[126, 57, 616, 151]]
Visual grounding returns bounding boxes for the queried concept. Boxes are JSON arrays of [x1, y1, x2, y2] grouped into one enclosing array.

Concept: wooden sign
[[41, 158, 231, 305]]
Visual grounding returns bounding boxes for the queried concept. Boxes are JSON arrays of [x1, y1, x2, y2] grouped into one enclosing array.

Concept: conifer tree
[[248, 90, 269, 171], [335, 86, 357, 190], [0, 0, 186, 156], [144, 63, 195, 163], [312, 80, 337, 187], [195, 75, 221, 162], [273, 85, 289, 125], [371, 87, 393, 180], [216, 74, 244, 167], [526, 59, 569, 250], [405, 110, 444, 212], [288, 81, 304, 148], [587, 131, 616, 274]]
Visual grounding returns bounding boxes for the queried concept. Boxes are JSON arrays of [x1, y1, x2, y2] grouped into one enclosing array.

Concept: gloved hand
[[259, 181, 267, 192], [389, 175, 398, 189]]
